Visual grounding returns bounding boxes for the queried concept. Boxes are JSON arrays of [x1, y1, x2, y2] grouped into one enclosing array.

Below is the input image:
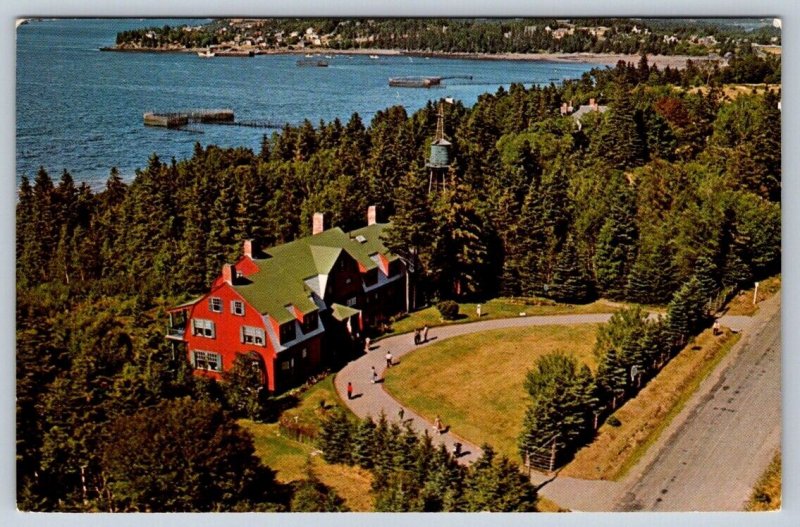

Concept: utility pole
[[753, 281, 760, 305]]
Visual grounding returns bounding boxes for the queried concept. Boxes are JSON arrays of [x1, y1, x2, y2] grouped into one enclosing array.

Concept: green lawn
[[383, 324, 599, 461], [382, 297, 620, 338], [240, 374, 374, 511]]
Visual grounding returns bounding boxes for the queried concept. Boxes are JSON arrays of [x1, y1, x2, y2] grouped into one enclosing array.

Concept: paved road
[[611, 293, 781, 511], [335, 300, 780, 511]]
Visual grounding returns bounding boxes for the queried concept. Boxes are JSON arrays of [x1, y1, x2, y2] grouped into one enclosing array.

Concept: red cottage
[[167, 207, 406, 392]]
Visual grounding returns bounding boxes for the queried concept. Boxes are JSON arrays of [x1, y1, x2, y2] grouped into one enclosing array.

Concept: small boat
[[305, 53, 313, 57], [369, 54, 379, 59], [197, 49, 215, 58]]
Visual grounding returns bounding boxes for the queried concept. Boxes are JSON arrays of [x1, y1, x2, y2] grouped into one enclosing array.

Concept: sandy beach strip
[[106, 45, 713, 69]]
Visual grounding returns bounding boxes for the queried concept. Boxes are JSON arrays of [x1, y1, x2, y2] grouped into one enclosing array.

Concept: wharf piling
[[388, 75, 473, 88], [143, 109, 235, 129]]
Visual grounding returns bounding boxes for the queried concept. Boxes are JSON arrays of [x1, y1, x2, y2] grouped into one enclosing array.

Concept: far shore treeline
[[114, 18, 781, 57], [16, 53, 780, 511]]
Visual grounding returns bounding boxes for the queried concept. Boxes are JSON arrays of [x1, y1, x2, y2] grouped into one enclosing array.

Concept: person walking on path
[[371, 366, 378, 384], [364, 336, 371, 352], [398, 408, 404, 421], [433, 415, 443, 434], [423, 325, 429, 342], [385, 351, 393, 368], [347, 382, 353, 400], [414, 328, 420, 345], [476, 304, 482, 318]]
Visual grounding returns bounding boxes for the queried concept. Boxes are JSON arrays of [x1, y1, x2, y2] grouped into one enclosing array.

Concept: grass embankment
[[384, 324, 599, 461], [723, 275, 781, 316], [560, 329, 741, 481], [385, 297, 619, 337], [240, 376, 374, 511], [747, 451, 781, 511]]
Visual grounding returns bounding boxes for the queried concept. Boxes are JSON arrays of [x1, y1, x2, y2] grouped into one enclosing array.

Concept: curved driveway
[[334, 303, 776, 511], [334, 313, 615, 464]]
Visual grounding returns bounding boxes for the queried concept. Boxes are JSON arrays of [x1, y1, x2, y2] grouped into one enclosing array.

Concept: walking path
[[334, 308, 759, 509], [335, 312, 615, 463]]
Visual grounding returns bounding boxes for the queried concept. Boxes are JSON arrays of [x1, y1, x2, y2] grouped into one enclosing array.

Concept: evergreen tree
[[518, 353, 596, 464], [352, 417, 377, 469], [666, 277, 708, 349], [430, 184, 490, 298], [463, 444, 538, 512], [547, 235, 593, 303], [317, 407, 354, 465], [594, 84, 646, 169]]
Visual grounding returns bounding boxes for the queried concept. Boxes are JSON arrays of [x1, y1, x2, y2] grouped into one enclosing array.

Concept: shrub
[[436, 300, 460, 320]]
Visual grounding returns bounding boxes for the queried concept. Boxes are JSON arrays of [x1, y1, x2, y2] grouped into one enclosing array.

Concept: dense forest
[[16, 55, 780, 510], [115, 17, 781, 56]]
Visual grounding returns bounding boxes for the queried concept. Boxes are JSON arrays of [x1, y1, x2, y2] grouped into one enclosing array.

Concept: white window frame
[[209, 297, 222, 313], [192, 318, 215, 338], [346, 297, 357, 307], [242, 326, 266, 346], [231, 300, 245, 316], [193, 350, 222, 372]]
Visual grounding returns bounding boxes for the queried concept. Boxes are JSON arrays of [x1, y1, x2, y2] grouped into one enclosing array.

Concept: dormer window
[[279, 322, 296, 344], [302, 312, 318, 333]]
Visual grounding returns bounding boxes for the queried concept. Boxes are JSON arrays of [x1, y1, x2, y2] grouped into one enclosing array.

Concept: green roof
[[232, 223, 395, 324]]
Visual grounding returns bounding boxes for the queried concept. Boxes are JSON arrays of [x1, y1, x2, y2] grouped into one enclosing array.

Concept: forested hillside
[[16, 56, 780, 510], [115, 17, 781, 56]]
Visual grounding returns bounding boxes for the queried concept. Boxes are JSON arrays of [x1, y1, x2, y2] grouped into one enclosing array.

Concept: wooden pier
[[143, 109, 285, 130], [143, 109, 235, 129], [388, 75, 473, 88]]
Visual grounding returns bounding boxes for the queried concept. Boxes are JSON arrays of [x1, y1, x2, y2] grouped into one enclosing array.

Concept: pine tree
[[352, 417, 377, 469], [430, 184, 490, 298], [317, 407, 354, 465], [593, 175, 639, 298], [463, 444, 537, 512], [594, 84, 646, 169], [547, 235, 593, 303], [666, 277, 708, 349]]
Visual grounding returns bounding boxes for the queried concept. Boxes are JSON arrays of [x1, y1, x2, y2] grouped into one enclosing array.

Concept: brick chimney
[[589, 98, 598, 111], [312, 212, 325, 235], [243, 239, 255, 258], [222, 263, 235, 285], [560, 102, 568, 115], [367, 205, 377, 226]]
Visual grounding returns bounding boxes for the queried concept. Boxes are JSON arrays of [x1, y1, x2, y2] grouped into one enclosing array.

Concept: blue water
[[17, 19, 595, 187]]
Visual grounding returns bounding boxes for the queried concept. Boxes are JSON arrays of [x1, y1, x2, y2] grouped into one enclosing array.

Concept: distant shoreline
[[101, 46, 714, 70]]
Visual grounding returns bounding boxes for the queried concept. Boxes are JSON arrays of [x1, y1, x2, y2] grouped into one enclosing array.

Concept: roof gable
[[229, 223, 396, 323]]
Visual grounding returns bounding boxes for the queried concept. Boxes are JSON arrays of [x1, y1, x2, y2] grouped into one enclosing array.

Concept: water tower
[[426, 101, 452, 192]]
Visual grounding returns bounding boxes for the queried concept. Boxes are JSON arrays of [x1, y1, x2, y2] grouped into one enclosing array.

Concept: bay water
[[17, 19, 595, 187]]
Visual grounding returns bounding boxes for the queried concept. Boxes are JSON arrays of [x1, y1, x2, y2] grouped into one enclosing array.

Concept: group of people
[[413, 325, 429, 345]]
